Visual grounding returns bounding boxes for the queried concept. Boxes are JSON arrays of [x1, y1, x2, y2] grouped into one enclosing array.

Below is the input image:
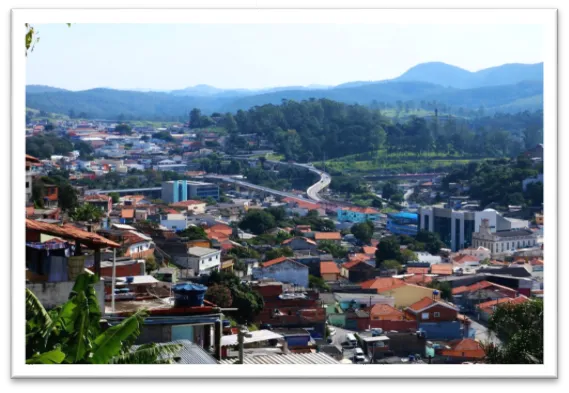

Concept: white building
[[457, 246, 491, 260], [160, 213, 189, 231], [187, 247, 221, 275], [471, 219, 538, 257]]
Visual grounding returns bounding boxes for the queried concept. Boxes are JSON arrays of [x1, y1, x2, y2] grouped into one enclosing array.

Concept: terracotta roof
[[348, 253, 372, 263], [207, 231, 230, 242], [403, 274, 433, 286], [362, 246, 376, 255], [430, 264, 453, 275], [452, 280, 518, 295], [208, 224, 232, 235], [407, 267, 429, 274], [26, 154, 41, 163], [360, 277, 406, 292], [282, 237, 317, 246], [342, 259, 367, 270], [121, 209, 134, 219], [531, 259, 544, 266], [407, 297, 436, 312], [369, 304, 404, 319], [320, 262, 340, 275], [477, 296, 528, 313], [283, 197, 321, 210], [262, 256, 290, 267], [441, 339, 486, 359], [84, 194, 111, 201], [314, 232, 341, 241], [26, 218, 120, 248], [453, 255, 480, 264]]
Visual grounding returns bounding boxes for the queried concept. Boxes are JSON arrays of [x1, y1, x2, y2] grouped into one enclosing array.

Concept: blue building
[[386, 212, 419, 236], [336, 207, 381, 223], [162, 180, 219, 203]]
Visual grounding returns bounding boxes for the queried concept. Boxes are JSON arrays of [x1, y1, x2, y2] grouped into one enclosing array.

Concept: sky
[[26, 23, 544, 91]]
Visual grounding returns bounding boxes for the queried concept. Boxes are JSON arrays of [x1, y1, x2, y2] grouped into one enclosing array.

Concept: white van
[[353, 348, 366, 363], [345, 333, 357, 347]]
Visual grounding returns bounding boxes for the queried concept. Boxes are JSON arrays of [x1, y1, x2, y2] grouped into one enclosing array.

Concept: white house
[[160, 213, 189, 231], [187, 247, 221, 275], [458, 246, 491, 260]]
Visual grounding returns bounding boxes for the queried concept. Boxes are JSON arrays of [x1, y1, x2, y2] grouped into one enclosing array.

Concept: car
[[371, 328, 383, 337], [353, 355, 366, 363]]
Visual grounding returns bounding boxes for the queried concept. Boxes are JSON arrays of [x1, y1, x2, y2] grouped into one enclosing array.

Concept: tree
[[58, 183, 79, 211], [145, 255, 159, 274], [70, 203, 104, 222], [317, 241, 348, 258], [371, 198, 383, 209], [382, 181, 399, 200], [415, 230, 445, 255], [74, 140, 94, 159], [26, 273, 181, 364], [351, 221, 374, 244], [108, 192, 120, 204], [44, 123, 55, 131], [400, 248, 418, 264], [375, 236, 401, 266], [205, 284, 233, 308], [115, 123, 132, 135], [264, 247, 293, 261], [427, 281, 452, 301], [381, 259, 403, 272], [309, 275, 330, 292], [223, 113, 238, 133], [239, 210, 277, 235], [189, 108, 201, 128], [485, 300, 543, 364], [178, 225, 208, 240]]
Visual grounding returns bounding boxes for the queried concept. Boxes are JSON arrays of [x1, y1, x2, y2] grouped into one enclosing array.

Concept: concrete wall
[[27, 280, 105, 313], [252, 262, 309, 288], [419, 321, 463, 340]]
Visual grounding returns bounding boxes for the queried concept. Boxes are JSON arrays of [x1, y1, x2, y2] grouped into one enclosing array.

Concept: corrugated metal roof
[[221, 330, 284, 347], [132, 340, 217, 364], [219, 352, 340, 364]]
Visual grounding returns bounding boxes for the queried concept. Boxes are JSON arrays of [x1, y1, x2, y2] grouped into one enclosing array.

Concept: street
[[468, 318, 502, 346]]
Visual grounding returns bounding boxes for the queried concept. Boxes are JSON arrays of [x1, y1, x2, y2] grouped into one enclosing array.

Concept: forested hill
[[26, 80, 543, 121], [218, 99, 543, 162]]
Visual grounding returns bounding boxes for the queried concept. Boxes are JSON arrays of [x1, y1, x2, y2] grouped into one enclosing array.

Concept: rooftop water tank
[[171, 282, 208, 307]]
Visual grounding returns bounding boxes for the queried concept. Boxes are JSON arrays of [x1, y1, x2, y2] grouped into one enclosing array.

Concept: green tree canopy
[[351, 221, 374, 244], [239, 210, 277, 235], [485, 300, 543, 364]]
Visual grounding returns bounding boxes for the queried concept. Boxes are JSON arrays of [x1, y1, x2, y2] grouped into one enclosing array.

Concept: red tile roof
[[170, 200, 205, 207], [26, 218, 120, 248], [407, 297, 436, 312], [320, 262, 340, 275], [452, 280, 510, 295], [360, 277, 406, 292], [477, 297, 528, 314], [282, 237, 317, 246], [369, 304, 404, 320], [453, 255, 480, 264], [262, 256, 289, 267], [407, 267, 429, 275], [342, 259, 368, 270], [314, 232, 341, 241], [362, 246, 376, 255], [283, 197, 321, 210], [430, 264, 453, 275], [84, 194, 111, 202], [403, 274, 433, 286], [342, 206, 379, 214], [121, 209, 134, 219], [208, 224, 233, 236], [440, 339, 486, 359]]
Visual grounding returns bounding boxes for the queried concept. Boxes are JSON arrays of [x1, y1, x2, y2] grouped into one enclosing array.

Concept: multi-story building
[[187, 247, 222, 275], [418, 207, 529, 252], [162, 180, 220, 203], [386, 212, 419, 236], [471, 219, 538, 257], [337, 206, 380, 223]]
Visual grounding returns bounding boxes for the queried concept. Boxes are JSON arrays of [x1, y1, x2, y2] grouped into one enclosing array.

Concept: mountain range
[[26, 61, 543, 120]]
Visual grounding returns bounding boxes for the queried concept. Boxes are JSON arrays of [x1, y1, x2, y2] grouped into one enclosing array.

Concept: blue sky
[[26, 23, 544, 91]]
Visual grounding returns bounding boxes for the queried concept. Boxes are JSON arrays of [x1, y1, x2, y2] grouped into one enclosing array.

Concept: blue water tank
[[222, 320, 231, 328], [126, 276, 134, 284], [172, 282, 208, 307]]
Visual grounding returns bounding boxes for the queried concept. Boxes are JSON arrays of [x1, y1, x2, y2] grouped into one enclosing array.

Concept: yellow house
[[361, 278, 439, 308]]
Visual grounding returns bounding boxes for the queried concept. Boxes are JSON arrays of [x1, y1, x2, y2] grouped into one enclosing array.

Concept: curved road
[[229, 155, 332, 203]]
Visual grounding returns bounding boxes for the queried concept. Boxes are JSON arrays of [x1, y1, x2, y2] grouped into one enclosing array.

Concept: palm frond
[[110, 343, 183, 364], [26, 349, 65, 364], [89, 310, 147, 364]]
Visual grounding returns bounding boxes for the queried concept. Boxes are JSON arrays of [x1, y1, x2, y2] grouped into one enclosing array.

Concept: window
[[421, 312, 429, 320], [26, 182, 30, 188], [434, 312, 440, 318], [209, 257, 212, 262]]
